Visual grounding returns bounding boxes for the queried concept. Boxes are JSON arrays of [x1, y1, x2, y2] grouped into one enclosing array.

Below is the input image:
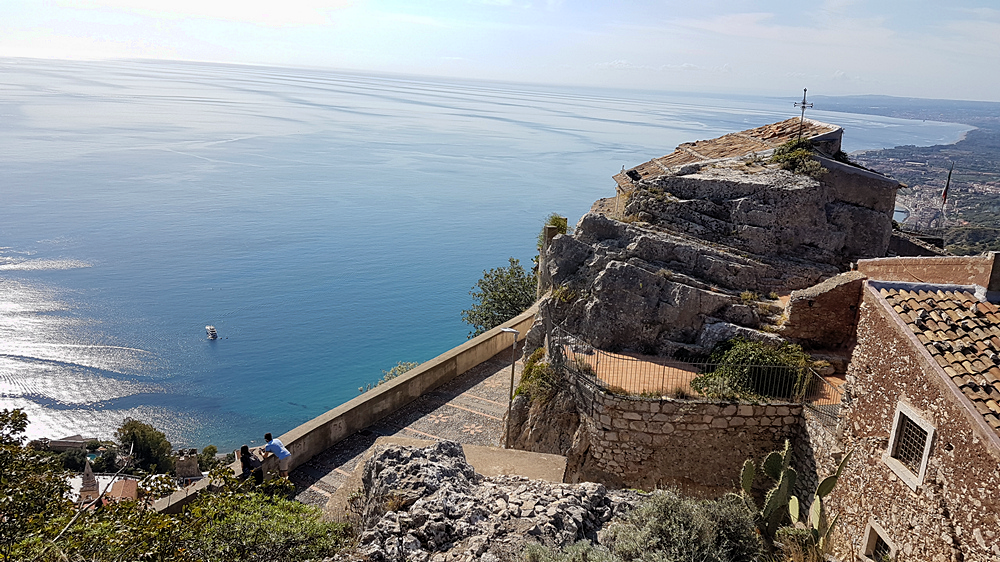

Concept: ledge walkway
[[290, 344, 524, 508]]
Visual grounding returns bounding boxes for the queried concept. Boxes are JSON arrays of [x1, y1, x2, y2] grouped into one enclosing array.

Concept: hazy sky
[[3, 1, 999, 101]]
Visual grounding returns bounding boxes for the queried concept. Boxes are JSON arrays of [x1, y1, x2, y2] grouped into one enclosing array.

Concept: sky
[[2, 0, 999, 101]]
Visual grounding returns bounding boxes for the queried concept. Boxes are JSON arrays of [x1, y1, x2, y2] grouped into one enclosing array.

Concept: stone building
[[829, 253, 1000, 561]]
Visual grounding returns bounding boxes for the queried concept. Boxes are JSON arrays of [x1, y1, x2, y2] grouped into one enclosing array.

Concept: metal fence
[[552, 328, 844, 411]]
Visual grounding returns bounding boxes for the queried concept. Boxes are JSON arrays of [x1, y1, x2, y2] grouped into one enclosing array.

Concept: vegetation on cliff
[[462, 257, 535, 337], [769, 140, 828, 180]]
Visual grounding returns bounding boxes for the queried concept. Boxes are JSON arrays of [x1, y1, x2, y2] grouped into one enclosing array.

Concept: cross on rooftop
[[794, 88, 813, 142]]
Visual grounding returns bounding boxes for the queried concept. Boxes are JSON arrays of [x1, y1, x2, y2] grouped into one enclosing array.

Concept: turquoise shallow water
[[0, 59, 971, 450]]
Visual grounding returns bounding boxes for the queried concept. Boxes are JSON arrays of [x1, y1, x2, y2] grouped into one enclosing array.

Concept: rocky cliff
[[534, 155, 898, 355]]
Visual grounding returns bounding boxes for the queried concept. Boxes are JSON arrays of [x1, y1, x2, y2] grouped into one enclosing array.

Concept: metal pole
[[501, 327, 519, 449]]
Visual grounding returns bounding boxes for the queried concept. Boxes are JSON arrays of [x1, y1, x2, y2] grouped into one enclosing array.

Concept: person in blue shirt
[[262, 432, 292, 477]]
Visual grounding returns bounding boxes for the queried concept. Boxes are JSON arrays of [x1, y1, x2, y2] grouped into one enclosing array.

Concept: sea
[[0, 58, 971, 451]]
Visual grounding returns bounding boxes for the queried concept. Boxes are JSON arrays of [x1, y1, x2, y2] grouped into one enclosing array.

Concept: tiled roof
[[880, 287, 1000, 437], [613, 117, 842, 191]]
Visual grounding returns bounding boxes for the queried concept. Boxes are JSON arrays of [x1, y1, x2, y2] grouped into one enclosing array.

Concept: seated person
[[238, 444, 263, 484]]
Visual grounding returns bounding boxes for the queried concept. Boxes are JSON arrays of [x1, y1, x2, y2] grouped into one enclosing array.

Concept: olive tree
[[461, 257, 535, 337]]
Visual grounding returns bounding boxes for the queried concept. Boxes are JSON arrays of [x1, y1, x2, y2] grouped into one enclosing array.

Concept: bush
[[514, 348, 558, 401], [198, 445, 219, 472], [360, 361, 420, 393], [524, 489, 761, 562], [0, 410, 355, 561], [691, 338, 810, 401], [59, 448, 89, 471], [115, 418, 174, 474], [461, 257, 536, 337], [770, 140, 828, 180], [92, 449, 118, 473], [0, 409, 72, 560], [537, 213, 572, 250], [182, 471, 351, 562]]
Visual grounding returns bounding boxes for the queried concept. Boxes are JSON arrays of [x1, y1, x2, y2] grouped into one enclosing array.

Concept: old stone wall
[[857, 254, 999, 290], [782, 270, 865, 349], [829, 286, 1000, 561], [573, 378, 803, 497], [887, 232, 946, 257]]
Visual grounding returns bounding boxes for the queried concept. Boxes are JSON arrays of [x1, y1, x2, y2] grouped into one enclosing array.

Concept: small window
[[892, 415, 928, 473], [863, 519, 897, 561], [871, 536, 892, 560], [883, 401, 935, 491]]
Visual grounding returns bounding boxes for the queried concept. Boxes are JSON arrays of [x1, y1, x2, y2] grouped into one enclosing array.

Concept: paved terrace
[[290, 345, 525, 508], [289, 342, 844, 509]]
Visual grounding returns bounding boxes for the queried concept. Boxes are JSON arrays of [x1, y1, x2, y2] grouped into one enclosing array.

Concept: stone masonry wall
[[783, 270, 865, 349], [829, 287, 1000, 562], [574, 378, 803, 498], [857, 254, 999, 290]]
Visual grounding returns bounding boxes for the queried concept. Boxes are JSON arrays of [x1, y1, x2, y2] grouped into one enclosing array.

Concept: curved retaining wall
[[574, 376, 803, 497], [155, 305, 537, 513]]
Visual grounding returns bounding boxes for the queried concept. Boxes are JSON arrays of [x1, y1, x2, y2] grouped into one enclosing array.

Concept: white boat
[[206, 325, 218, 340]]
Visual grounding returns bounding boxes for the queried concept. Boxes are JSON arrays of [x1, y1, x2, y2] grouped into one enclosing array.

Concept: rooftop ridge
[[872, 281, 1000, 439]]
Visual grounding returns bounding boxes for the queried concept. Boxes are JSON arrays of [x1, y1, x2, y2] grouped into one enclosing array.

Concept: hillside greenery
[[1, 409, 351, 562]]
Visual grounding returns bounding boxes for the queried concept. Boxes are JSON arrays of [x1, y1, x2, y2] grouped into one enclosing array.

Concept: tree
[[115, 418, 174, 474], [92, 449, 118, 473], [0, 409, 72, 561], [461, 257, 535, 337], [58, 448, 88, 472], [198, 445, 219, 472]]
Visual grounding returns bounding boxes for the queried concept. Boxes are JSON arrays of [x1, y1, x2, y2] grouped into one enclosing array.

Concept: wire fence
[[552, 328, 843, 413]]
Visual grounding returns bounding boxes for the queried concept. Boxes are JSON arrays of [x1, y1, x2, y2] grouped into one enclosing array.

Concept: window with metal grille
[[884, 402, 935, 491], [892, 414, 928, 474], [863, 519, 896, 561], [871, 535, 892, 561]]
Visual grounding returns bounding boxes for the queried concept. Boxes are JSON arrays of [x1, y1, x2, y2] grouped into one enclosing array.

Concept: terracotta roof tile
[[881, 286, 1000, 440]]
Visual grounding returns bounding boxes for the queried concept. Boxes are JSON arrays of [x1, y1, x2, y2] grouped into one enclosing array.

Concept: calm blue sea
[[0, 59, 971, 451]]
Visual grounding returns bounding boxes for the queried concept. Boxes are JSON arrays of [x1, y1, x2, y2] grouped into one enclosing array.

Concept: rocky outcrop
[[535, 156, 897, 356], [537, 212, 830, 355], [344, 441, 641, 562]]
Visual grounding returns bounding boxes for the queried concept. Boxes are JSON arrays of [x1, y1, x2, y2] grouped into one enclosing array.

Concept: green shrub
[[360, 361, 421, 393], [552, 285, 579, 304], [770, 140, 828, 180], [115, 417, 174, 474], [691, 338, 810, 401], [537, 213, 572, 250], [522, 490, 760, 562], [198, 445, 219, 472], [514, 348, 558, 401]]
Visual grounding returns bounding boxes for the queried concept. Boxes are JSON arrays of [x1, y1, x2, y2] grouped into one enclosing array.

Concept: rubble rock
[[340, 442, 642, 562]]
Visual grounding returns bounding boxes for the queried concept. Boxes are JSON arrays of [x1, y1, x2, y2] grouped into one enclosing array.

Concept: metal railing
[[553, 328, 845, 410]]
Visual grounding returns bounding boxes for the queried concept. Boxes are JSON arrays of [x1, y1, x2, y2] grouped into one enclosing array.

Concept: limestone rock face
[[625, 164, 893, 266], [537, 158, 896, 355], [346, 441, 641, 562]]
